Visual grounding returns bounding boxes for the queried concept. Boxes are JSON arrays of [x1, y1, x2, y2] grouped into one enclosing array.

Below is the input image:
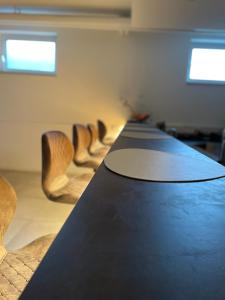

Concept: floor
[[183, 141, 221, 161], [1, 169, 93, 251]]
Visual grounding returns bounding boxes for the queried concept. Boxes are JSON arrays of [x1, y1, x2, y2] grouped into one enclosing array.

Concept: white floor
[[1, 168, 93, 251]]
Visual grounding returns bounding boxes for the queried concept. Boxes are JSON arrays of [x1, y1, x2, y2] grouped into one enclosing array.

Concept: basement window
[[187, 38, 225, 85], [0, 33, 56, 74]]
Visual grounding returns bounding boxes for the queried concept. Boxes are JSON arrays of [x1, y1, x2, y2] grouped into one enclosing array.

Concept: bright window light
[[188, 47, 225, 83], [5, 39, 56, 73]]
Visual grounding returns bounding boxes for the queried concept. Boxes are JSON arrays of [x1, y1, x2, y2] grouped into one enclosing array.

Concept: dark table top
[[21, 124, 225, 300]]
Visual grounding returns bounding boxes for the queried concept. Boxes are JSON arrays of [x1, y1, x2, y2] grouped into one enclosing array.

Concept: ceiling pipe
[[0, 6, 131, 18]]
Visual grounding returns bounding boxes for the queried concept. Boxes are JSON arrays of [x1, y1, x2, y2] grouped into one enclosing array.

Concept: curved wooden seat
[[0, 176, 55, 299], [73, 124, 103, 171], [87, 123, 109, 157], [42, 131, 92, 204], [97, 120, 115, 146]]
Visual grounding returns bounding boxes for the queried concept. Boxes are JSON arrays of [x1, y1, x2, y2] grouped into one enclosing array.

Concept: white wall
[[124, 32, 225, 129], [0, 27, 225, 171]]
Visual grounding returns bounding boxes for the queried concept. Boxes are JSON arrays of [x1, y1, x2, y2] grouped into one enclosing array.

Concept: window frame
[[0, 33, 57, 75], [186, 38, 225, 86]]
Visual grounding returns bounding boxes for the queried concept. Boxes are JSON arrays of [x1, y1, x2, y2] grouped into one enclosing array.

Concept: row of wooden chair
[[0, 120, 115, 298], [41, 121, 114, 205]]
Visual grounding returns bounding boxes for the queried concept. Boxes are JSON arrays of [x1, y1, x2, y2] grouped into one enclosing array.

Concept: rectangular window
[[187, 39, 225, 85], [1, 33, 56, 75]]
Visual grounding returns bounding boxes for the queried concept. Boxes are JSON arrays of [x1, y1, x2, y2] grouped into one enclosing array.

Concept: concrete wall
[[0, 27, 224, 171]]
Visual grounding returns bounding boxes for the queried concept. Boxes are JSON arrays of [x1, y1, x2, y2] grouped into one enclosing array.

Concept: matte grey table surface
[[21, 122, 225, 300]]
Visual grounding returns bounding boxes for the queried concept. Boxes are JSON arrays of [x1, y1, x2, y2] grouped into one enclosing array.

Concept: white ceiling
[[0, 0, 223, 33], [0, 0, 132, 9], [132, 0, 225, 32]]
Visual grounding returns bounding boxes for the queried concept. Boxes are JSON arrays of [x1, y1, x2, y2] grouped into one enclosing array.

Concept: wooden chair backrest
[[42, 131, 74, 195], [0, 176, 16, 260], [97, 120, 107, 143], [73, 124, 91, 160], [87, 124, 99, 152]]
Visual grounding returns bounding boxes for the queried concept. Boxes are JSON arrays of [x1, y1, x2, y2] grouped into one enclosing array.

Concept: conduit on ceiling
[[0, 6, 131, 18]]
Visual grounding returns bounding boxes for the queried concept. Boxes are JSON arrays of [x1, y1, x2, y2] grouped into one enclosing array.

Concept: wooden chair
[[97, 120, 115, 146], [87, 123, 109, 157], [73, 124, 103, 171], [0, 176, 55, 299], [42, 131, 92, 204]]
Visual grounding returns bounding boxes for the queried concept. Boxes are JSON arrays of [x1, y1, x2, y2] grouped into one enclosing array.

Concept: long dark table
[[21, 123, 225, 300]]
